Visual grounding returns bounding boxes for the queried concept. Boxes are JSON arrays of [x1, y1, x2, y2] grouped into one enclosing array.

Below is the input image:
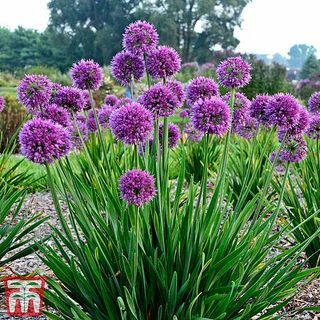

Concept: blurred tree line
[[0, 0, 250, 72]]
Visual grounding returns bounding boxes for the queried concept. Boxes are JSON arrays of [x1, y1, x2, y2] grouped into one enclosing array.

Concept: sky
[[0, 0, 320, 57]]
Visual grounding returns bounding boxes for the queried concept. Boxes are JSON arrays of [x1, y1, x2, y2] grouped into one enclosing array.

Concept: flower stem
[[202, 133, 209, 210], [133, 206, 139, 286]]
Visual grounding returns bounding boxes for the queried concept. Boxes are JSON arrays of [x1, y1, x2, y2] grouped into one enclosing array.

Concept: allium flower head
[[217, 56, 251, 89], [139, 83, 178, 118], [308, 92, 320, 114], [82, 90, 93, 110], [38, 104, 71, 128], [98, 104, 114, 129], [19, 118, 71, 164], [249, 94, 271, 126], [265, 93, 301, 128], [17, 75, 52, 114], [86, 109, 98, 133], [104, 94, 119, 106], [70, 59, 103, 91], [186, 76, 219, 106], [109, 102, 153, 144], [0, 96, 5, 113], [120, 169, 156, 207], [115, 97, 133, 109], [123, 20, 159, 56], [71, 114, 89, 149], [159, 122, 180, 148], [55, 87, 85, 113], [146, 46, 181, 79], [166, 80, 185, 106], [191, 97, 231, 136], [179, 109, 190, 118], [184, 123, 204, 142], [307, 114, 320, 139], [234, 116, 258, 140], [278, 137, 308, 163], [49, 83, 63, 104], [111, 51, 145, 86]]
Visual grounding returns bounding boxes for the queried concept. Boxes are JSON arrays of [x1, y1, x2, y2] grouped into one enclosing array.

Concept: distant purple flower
[[249, 94, 271, 126], [71, 114, 89, 149], [308, 92, 320, 114], [98, 104, 114, 129], [159, 122, 180, 148], [269, 152, 286, 174], [265, 93, 301, 128], [186, 76, 219, 106], [38, 104, 71, 128], [146, 46, 181, 79], [86, 109, 98, 133], [109, 102, 153, 144], [115, 97, 133, 109], [17, 75, 52, 114], [217, 56, 251, 89], [49, 83, 63, 104], [19, 118, 71, 164], [111, 51, 145, 86], [191, 97, 231, 136], [104, 94, 118, 106], [82, 90, 93, 111], [120, 169, 156, 207], [139, 83, 178, 118], [166, 80, 185, 106], [0, 96, 5, 113], [234, 116, 259, 140], [184, 123, 204, 142], [70, 59, 103, 91], [278, 137, 308, 163], [55, 87, 85, 113], [179, 109, 189, 118], [307, 114, 320, 140], [123, 20, 159, 56]]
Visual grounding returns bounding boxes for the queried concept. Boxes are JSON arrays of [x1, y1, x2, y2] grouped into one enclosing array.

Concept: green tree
[[288, 44, 316, 69], [300, 54, 320, 79]]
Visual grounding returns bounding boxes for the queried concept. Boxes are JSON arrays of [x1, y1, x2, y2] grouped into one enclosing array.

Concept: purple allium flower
[[278, 137, 308, 163], [269, 152, 286, 174], [139, 83, 178, 118], [191, 97, 231, 136], [55, 87, 85, 113], [146, 46, 181, 79], [179, 109, 190, 118], [159, 122, 180, 148], [86, 109, 98, 133], [38, 104, 71, 128], [98, 104, 114, 129], [111, 51, 145, 86], [104, 94, 119, 106], [307, 114, 320, 139], [49, 83, 63, 104], [166, 80, 185, 106], [265, 93, 301, 128], [71, 114, 89, 149], [0, 96, 5, 113], [82, 90, 93, 111], [115, 97, 133, 109], [186, 76, 219, 106], [217, 56, 251, 89], [17, 75, 52, 114], [119, 169, 156, 207], [184, 123, 204, 142], [70, 59, 103, 91], [234, 116, 259, 140], [109, 102, 153, 144], [123, 20, 159, 56], [249, 94, 271, 126], [308, 92, 320, 114], [19, 118, 71, 164]]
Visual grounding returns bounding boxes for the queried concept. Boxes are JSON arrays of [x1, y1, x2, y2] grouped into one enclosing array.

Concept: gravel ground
[[0, 192, 319, 319]]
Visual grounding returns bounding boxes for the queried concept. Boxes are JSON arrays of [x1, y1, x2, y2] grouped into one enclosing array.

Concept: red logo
[[4, 276, 46, 316]]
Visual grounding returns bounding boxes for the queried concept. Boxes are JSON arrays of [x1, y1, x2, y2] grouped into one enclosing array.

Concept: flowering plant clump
[[38, 104, 71, 128], [0, 96, 5, 112], [55, 87, 85, 113]]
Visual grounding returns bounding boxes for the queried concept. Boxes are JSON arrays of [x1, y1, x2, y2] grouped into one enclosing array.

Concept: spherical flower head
[[115, 97, 133, 109], [55, 87, 85, 113], [234, 116, 258, 140], [0, 96, 5, 113], [217, 56, 251, 89], [86, 109, 98, 133], [82, 90, 93, 110], [71, 114, 89, 149], [111, 51, 145, 86], [19, 118, 71, 164], [307, 114, 320, 139], [265, 93, 301, 128], [184, 123, 204, 142], [191, 97, 231, 136], [38, 104, 71, 128], [17, 75, 52, 114], [120, 169, 156, 207], [278, 137, 308, 163], [70, 59, 103, 91], [49, 83, 63, 104], [186, 76, 219, 106], [98, 104, 114, 129], [146, 46, 181, 79], [308, 92, 320, 114], [109, 102, 153, 144], [249, 94, 271, 126], [179, 109, 190, 118], [159, 122, 180, 149], [123, 20, 159, 56], [104, 94, 119, 106], [139, 83, 179, 118], [166, 80, 185, 106]]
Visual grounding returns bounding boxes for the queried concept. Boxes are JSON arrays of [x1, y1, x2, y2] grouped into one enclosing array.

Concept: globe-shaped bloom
[[71, 114, 89, 149], [234, 116, 259, 140], [0, 96, 5, 113], [104, 94, 119, 106], [86, 109, 99, 133], [123, 20, 159, 56], [109, 102, 153, 144], [55, 87, 85, 113], [166, 80, 185, 106], [119, 169, 156, 207], [159, 122, 180, 148], [98, 104, 114, 129], [278, 137, 308, 163], [184, 123, 204, 142], [307, 114, 320, 139], [146, 46, 181, 79], [179, 109, 190, 118], [186, 76, 219, 106], [191, 97, 231, 136], [70, 59, 103, 91], [19, 118, 72, 164], [17, 75, 52, 114], [139, 83, 178, 118], [217, 56, 251, 89], [308, 92, 320, 114], [115, 97, 133, 109], [249, 94, 271, 126], [265, 93, 301, 128], [49, 83, 63, 104], [111, 51, 145, 86], [38, 104, 71, 128], [82, 90, 93, 110]]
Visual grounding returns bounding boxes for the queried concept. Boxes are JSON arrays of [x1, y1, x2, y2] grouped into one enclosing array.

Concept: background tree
[[288, 44, 316, 69], [300, 54, 320, 80]]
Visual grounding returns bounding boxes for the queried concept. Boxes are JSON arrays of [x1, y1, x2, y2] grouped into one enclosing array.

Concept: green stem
[[134, 206, 139, 286], [202, 133, 209, 210], [130, 75, 135, 100], [134, 144, 139, 168], [144, 54, 151, 88]]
